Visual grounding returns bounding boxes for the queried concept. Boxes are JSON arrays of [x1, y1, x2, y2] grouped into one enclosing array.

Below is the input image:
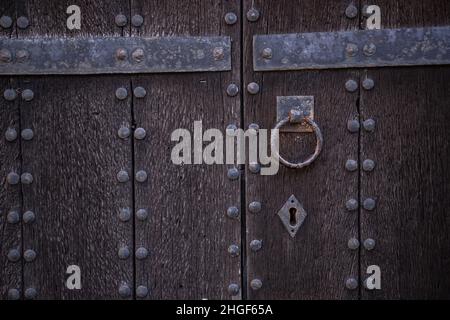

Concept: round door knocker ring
[[270, 115, 323, 169]]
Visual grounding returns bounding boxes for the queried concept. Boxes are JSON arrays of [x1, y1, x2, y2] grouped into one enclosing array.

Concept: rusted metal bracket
[[0, 36, 231, 75], [276, 96, 314, 133], [254, 26, 450, 71]]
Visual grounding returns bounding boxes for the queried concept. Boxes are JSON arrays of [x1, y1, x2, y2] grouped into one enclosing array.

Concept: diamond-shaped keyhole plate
[[277, 195, 307, 238]]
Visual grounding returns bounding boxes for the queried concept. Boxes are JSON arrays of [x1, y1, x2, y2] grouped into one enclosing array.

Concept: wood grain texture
[[16, 0, 133, 299], [0, 78, 22, 300], [360, 0, 450, 299], [131, 0, 241, 299], [243, 0, 361, 299]]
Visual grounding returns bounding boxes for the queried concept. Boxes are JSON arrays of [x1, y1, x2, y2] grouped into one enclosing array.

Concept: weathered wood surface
[[360, 0, 450, 299], [15, 1, 133, 299], [243, 0, 361, 299], [131, 0, 241, 299]]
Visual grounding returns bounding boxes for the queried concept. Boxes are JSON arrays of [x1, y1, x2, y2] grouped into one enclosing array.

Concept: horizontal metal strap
[[253, 26, 450, 71], [0, 36, 231, 75]]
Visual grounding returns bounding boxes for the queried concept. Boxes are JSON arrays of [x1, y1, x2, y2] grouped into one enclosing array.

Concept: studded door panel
[[243, 0, 360, 299], [130, 0, 242, 300]]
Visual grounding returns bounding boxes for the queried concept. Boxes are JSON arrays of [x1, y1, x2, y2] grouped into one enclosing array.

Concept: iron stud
[[248, 201, 262, 213], [224, 12, 238, 25], [362, 159, 375, 172], [16, 16, 29, 29], [117, 170, 129, 183], [7, 172, 20, 185], [23, 210, 36, 224], [131, 15, 144, 27], [347, 119, 360, 133], [21, 128, 34, 141], [362, 78, 375, 90], [227, 167, 240, 180], [135, 170, 148, 182], [0, 48, 12, 63], [249, 162, 261, 174], [7, 288, 20, 300], [136, 209, 148, 221], [119, 208, 131, 222], [250, 279, 262, 290], [7, 211, 20, 224], [132, 48, 145, 62], [363, 198, 376, 211], [118, 246, 130, 260], [21, 172, 33, 185], [363, 238, 376, 250], [227, 206, 239, 219], [226, 124, 238, 136], [347, 237, 360, 250], [345, 79, 358, 92], [226, 83, 239, 97], [24, 249, 37, 262], [5, 128, 18, 142], [21, 89, 34, 101], [115, 14, 127, 27], [16, 49, 30, 63], [363, 119, 376, 132], [133, 86, 147, 98], [345, 277, 358, 290], [134, 127, 146, 140], [115, 87, 128, 100], [117, 126, 130, 139], [136, 285, 149, 298], [136, 247, 149, 260], [228, 283, 240, 296], [250, 239, 262, 252], [345, 159, 358, 172], [346, 198, 358, 211], [7, 249, 20, 262], [0, 16, 13, 29], [116, 48, 127, 61], [346, 43, 358, 56], [246, 8, 260, 22], [24, 287, 37, 299], [228, 244, 240, 257], [345, 4, 358, 19], [213, 47, 224, 60], [248, 123, 259, 133], [118, 284, 131, 298], [4, 89, 17, 101], [363, 43, 377, 56], [261, 47, 273, 59], [247, 82, 260, 94]]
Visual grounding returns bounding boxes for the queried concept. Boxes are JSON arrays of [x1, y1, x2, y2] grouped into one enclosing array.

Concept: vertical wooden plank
[[131, 0, 241, 299], [243, 0, 361, 299], [0, 77, 22, 300], [16, 1, 133, 299], [360, 0, 450, 299], [1, 0, 21, 301]]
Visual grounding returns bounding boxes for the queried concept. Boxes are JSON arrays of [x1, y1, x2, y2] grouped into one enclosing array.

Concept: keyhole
[[289, 207, 297, 226]]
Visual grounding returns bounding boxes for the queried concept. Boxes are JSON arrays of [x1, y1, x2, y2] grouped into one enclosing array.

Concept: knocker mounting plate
[[277, 195, 307, 238], [276, 96, 314, 132]]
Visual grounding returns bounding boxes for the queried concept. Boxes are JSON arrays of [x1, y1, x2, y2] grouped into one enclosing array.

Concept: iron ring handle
[[270, 115, 323, 169]]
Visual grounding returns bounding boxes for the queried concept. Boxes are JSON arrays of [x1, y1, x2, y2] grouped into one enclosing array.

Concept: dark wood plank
[[0, 78, 22, 300], [243, 0, 361, 299], [360, 0, 450, 299], [131, 0, 241, 299], [16, 0, 133, 299]]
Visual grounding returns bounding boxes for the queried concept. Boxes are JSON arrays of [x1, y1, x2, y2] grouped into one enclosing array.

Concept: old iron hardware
[[277, 195, 307, 238], [271, 96, 323, 169], [0, 36, 231, 75], [254, 26, 450, 71], [276, 96, 314, 133]]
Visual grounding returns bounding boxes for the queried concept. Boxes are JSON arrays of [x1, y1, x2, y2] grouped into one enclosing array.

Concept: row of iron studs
[[115, 84, 150, 299], [225, 6, 264, 297], [3, 87, 37, 300]]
